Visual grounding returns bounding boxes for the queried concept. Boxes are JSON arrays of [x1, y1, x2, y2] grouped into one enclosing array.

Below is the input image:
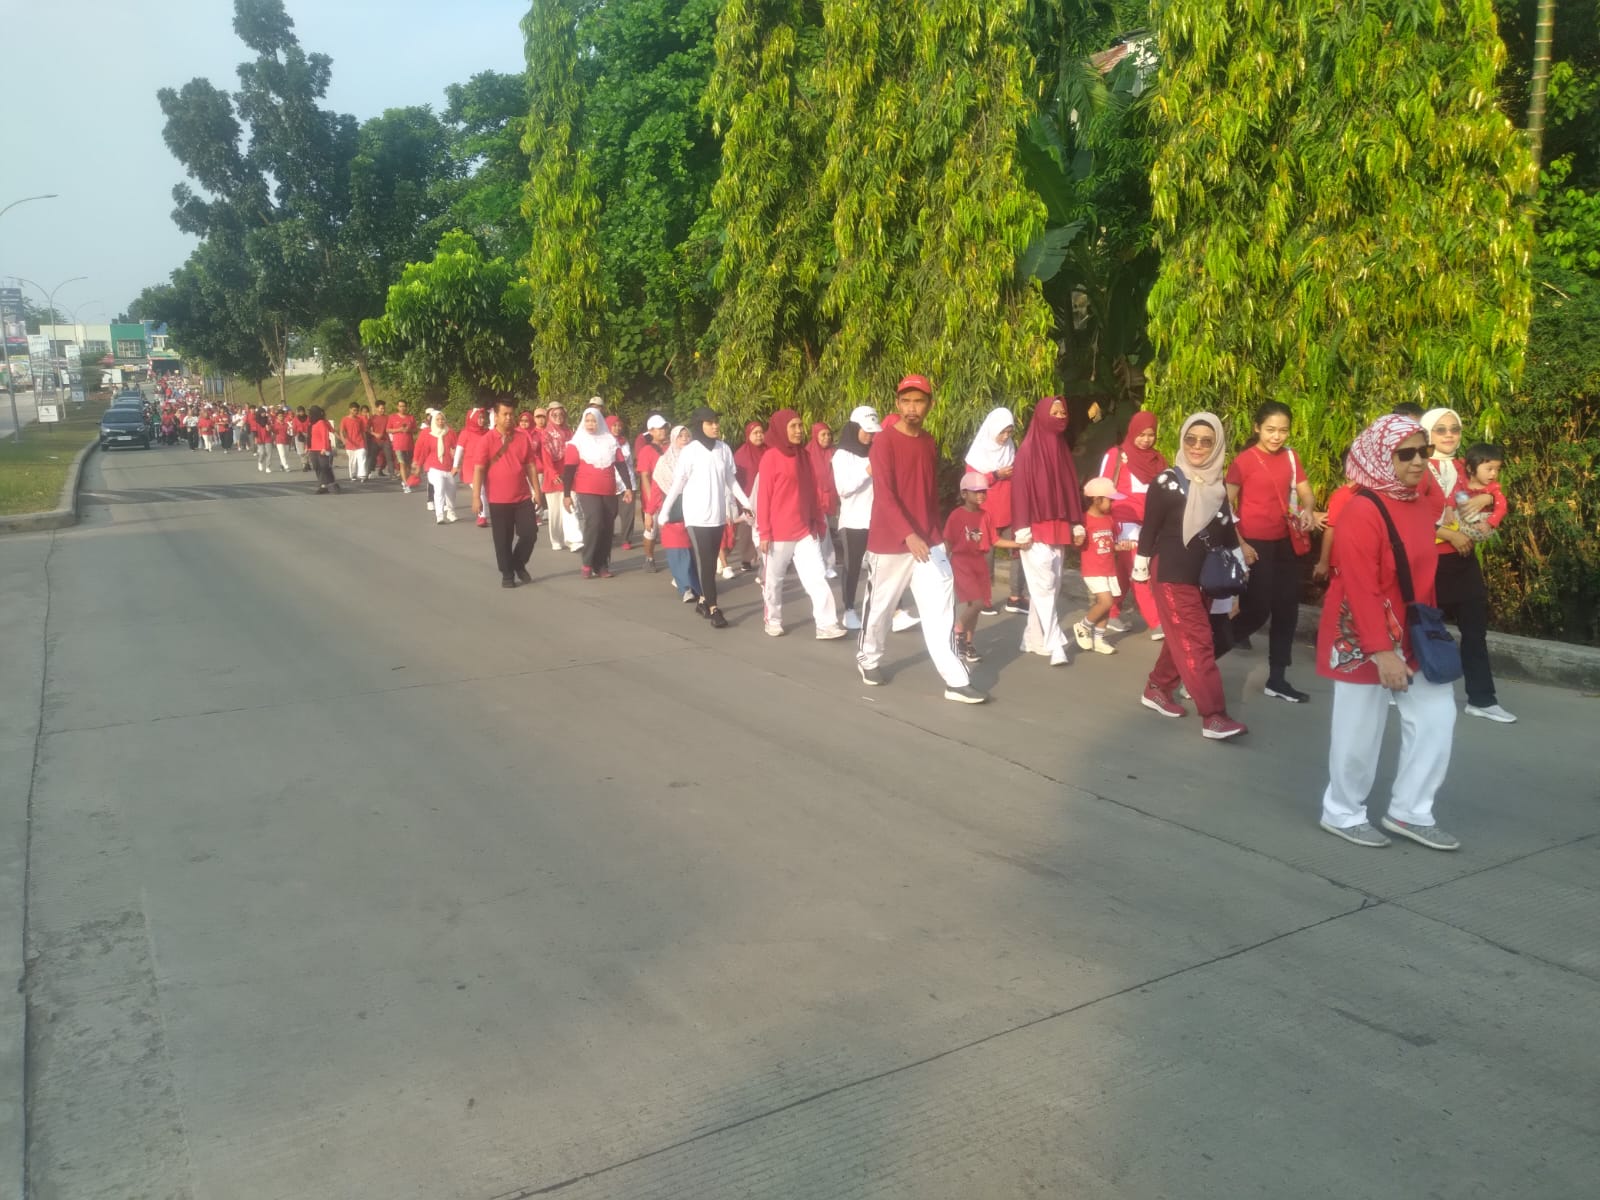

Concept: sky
[[0, 0, 528, 326]]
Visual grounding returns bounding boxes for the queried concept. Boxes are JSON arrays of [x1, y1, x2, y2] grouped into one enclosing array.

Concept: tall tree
[[521, 0, 608, 401], [442, 71, 534, 260], [1146, 0, 1537, 491]]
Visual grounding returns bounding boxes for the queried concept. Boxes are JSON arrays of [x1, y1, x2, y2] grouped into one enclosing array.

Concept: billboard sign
[[1, 287, 24, 351]]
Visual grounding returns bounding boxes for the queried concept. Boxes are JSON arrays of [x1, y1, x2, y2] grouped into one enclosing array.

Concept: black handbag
[[1355, 489, 1464, 685], [1170, 469, 1249, 597]]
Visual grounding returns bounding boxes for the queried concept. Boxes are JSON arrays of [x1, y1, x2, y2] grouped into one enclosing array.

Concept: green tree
[[521, 0, 607, 401], [442, 71, 534, 260], [1146, 0, 1537, 493]]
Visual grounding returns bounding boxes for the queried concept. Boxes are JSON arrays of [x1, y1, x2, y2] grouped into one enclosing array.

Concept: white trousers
[[256, 442, 274, 471], [546, 491, 582, 546], [427, 468, 457, 519], [1321, 676, 1456, 828], [347, 447, 369, 480], [276, 443, 291, 470], [762, 535, 839, 629], [200, 434, 213, 450], [1019, 542, 1068, 656], [857, 546, 968, 688]]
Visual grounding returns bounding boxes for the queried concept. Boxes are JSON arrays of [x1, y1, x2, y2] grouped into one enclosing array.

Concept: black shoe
[[858, 662, 885, 687], [709, 607, 729, 628], [1235, 634, 1254, 651], [502, 576, 518, 589], [331, 483, 343, 493], [980, 603, 999, 617], [695, 598, 710, 618], [1003, 596, 1029, 614], [314, 485, 329, 494], [1264, 679, 1310, 703], [944, 684, 990, 704], [515, 566, 533, 584], [740, 562, 755, 572]]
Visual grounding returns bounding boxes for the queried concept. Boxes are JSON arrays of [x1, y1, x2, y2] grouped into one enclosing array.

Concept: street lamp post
[[1, 193, 59, 441], [15, 275, 87, 405]]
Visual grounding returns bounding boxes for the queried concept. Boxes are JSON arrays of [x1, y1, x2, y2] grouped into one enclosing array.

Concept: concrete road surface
[[3, 441, 1596, 1200]]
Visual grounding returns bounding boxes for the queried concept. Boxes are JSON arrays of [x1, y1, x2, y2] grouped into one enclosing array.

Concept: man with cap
[[637, 414, 670, 571], [856, 375, 988, 703]]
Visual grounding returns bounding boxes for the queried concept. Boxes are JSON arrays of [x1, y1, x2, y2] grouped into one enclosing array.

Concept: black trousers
[[615, 490, 636, 547], [576, 492, 619, 571], [842, 527, 869, 611], [689, 524, 724, 607], [489, 499, 539, 579], [310, 450, 337, 488], [1435, 549, 1496, 706], [1232, 536, 1303, 676]]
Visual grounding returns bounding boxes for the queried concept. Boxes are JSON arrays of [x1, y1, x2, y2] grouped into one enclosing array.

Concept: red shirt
[[339, 415, 367, 449], [271, 417, 289, 444], [943, 505, 995, 560], [754, 450, 817, 543], [415, 428, 458, 473], [1226, 445, 1302, 542], [867, 426, 941, 554], [198, 416, 214, 433], [309, 419, 333, 453], [369, 412, 391, 438], [1317, 490, 1441, 685], [1463, 481, 1508, 529], [1324, 483, 1356, 529], [562, 442, 626, 496], [637, 443, 663, 514], [1080, 511, 1117, 577], [388, 413, 417, 453], [479, 429, 538, 504]]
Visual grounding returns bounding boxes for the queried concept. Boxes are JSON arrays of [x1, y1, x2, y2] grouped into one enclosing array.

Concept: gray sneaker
[[1380, 816, 1461, 851], [1320, 820, 1392, 848]]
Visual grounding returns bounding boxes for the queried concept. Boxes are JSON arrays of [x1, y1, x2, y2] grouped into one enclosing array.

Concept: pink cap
[[959, 470, 990, 492], [1084, 476, 1126, 500]]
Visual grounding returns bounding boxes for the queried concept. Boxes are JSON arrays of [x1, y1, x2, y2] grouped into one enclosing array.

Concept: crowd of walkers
[[163, 374, 1517, 851]]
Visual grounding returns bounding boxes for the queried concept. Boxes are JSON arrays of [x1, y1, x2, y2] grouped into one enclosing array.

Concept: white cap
[[849, 405, 882, 434], [646, 414, 668, 430]]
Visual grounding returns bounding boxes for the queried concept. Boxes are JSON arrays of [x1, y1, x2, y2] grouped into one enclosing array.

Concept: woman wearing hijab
[[1097, 411, 1168, 637], [542, 401, 583, 552], [656, 408, 752, 628], [807, 422, 841, 577], [731, 420, 766, 572], [754, 409, 849, 638], [562, 405, 634, 578], [606, 413, 639, 551], [1318, 415, 1460, 849], [414, 408, 461, 524], [965, 407, 1023, 613], [1131, 413, 1248, 739], [832, 406, 881, 629], [653, 425, 702, 602], [458, 407, 490, 525], [1009, 397, 1087, 667], [1420, 407, 1514, 724]]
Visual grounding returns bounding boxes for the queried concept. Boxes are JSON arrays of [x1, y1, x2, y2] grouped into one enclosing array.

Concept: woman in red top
[[754, 409, 847, 638], [561, 405, 633, 578], [636, 415, 670, 572], [1009, 396, 1086, 667], [270, 410, 291, 472], [964, 407, 1021, 612], [730, 421, 766, 572], [806, 422, 840, 577], [542, 402, 582, 550], [413, 409, 461, 523], [1317, 415, 1460, 851], [1225, 401, 1322, 703], [458, 407, 490, 524], [1096, 411, 1167, 636], [306, 406, 340, 493]]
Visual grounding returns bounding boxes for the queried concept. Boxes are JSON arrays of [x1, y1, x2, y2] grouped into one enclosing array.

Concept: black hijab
[[836, 420, 870, 457], [690, 407, 719, 450]]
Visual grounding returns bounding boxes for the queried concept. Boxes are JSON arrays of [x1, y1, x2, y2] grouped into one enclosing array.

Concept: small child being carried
[[945, 472, 1030, 663], [1453, 442, 1508, 542], [1073, 477, 1137, 656]]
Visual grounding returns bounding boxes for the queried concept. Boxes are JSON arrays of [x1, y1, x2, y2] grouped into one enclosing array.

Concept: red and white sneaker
[[1141, 684, 1185, 718], [476, 515, 488, 528], [1202, 714, 1248, 741]]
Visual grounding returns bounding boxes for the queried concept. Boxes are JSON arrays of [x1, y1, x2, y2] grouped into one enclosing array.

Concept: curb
[[0, 436, 97, 535]]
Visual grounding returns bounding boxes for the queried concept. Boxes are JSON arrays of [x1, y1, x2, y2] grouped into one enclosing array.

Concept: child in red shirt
[[1073, 477, 1136, 655], [1458, 442, 1508, 542], [945, 471, 1029, 663]]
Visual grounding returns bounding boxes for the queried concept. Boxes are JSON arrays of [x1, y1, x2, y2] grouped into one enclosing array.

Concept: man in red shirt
[[855, 375, 986, 703], [388, 399, 417, 493], [637, 414, 669, 571], [339, 405, 370, 482], [368, 399, 392, 477], [471, 399, 545, 588]]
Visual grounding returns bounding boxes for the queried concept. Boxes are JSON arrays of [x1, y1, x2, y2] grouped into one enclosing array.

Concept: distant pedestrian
[[964, 407, 1022, 614], [562, 405, 633, 579], [389, 399, 417, 493], [753, 408, 847, 639], [306, 405, 340, 494], [415, 409, 460, 524], [656, 408, 751, 628], [1010, 396, 1086, 668], [946, 471, 1029, 664], [471, 399, 544, 588], [831, 408, 880, 630]]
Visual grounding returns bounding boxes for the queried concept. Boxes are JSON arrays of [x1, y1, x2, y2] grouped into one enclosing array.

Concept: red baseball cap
[[895, 373, 933, 397]]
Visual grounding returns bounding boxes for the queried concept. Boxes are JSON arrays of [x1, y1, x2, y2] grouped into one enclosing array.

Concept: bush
[[1482, 259, 1600, 644]]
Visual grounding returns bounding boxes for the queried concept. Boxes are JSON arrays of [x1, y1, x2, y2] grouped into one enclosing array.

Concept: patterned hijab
[[1346, 415, 1425, 500]]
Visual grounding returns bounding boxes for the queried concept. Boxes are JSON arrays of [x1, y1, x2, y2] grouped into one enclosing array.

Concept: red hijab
[[734, 420, 768, 491], [1010, 397, 1084, 531], [1118, 411, 1167, 484], [808, 422, 838, 509], [762, 409, 817, 523]]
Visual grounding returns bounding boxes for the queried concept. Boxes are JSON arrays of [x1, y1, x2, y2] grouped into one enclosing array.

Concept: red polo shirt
[[479, 429, 538, 504]]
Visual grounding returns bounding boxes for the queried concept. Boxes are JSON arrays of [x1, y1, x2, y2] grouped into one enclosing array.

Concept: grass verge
[[0, 396, 111, 516]]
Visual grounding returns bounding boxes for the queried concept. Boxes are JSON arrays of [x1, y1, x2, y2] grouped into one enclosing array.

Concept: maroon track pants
[[1146, 581, 1227, 718]]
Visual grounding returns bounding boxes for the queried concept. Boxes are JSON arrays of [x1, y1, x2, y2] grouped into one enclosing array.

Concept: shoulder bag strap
[[1355, 488, 1415, 607]]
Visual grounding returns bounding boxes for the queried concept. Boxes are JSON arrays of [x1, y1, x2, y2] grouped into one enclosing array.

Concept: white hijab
[[568, 405, 619, 469], [965, 407, 1016, 475], [654, 425, 688, 495], [1420, 407, 1460, 495]]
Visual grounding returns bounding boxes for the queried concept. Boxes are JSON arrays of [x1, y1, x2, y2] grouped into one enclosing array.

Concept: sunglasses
[[1182, 435, 1216, 448], [1393, 444, 1432, 463], [1431, 424, 1462, 435]]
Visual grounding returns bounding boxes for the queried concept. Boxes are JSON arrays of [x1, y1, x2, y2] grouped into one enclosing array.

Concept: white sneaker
[[891, 610, 920, 633], [426, 501, 435, 512], [719, 566, 736, 580], [825, 568, 838, 580], [1150, 627, 1165, 641], [1049, 645, 1071, 667], [436, 517, 445, 526], [1072, 621, 1094, 650], [842, 608, 861, 631], [445, 511, 459, 523], [764, 621, 785, 637], [815, 624, 849, 640], [1464, 703, 1517, 724], [1092, 632, 1116, 655], [402, 485, 412, 494]]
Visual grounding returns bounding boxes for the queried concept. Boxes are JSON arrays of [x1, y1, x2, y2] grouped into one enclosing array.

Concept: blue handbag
[[1355, 489, 1464, 685]]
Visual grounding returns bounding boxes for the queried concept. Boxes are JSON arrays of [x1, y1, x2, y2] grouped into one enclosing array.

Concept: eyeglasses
[[1182, 435, 1216, 448], [1393, 445, 1432, 462], [1431, 424, 1461, 435]]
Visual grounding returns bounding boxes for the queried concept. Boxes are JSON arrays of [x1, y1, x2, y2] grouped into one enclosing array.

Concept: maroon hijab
[[1010, 397, 1084, 531], [807, 422, 838, 508], [734, 420, 768, 491], [1119, 410, 1167, 484]]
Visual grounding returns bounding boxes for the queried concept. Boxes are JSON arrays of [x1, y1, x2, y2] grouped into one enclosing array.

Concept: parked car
[[100, 406, 152, 450]]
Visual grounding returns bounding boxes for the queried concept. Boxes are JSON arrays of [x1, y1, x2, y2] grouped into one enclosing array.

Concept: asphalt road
[[2, 440, 1596, 1200]]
